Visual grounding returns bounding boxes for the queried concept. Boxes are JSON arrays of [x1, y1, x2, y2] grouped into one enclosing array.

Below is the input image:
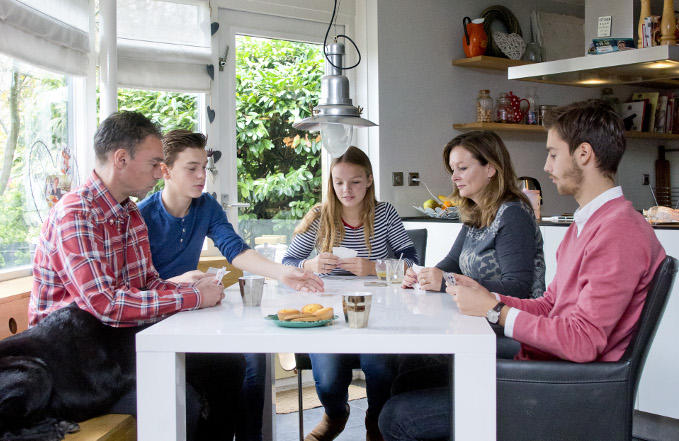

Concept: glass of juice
[[375, 259, 387, 280]]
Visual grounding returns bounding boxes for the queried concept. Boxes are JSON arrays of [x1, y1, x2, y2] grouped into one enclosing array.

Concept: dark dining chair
[[405, 228, 427, 266], [496, 255, 677, 441]]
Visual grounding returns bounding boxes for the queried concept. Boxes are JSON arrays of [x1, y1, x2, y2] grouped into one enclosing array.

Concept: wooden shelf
[[452, 56, 533, 71], [453, 122, 679, 140]]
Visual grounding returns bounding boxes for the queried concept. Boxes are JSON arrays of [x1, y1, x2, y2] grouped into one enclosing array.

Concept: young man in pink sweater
[[378, 100, 666, 441]]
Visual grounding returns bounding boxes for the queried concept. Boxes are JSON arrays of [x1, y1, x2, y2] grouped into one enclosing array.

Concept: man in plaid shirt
[[30, 112, 241, 440]]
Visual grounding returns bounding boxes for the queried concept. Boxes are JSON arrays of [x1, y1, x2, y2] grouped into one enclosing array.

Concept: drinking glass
[[386, 259, 405, 284], [375, 259, 387, 280]]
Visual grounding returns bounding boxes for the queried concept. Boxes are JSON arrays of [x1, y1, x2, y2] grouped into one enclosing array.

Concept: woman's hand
[[416, 267, 444, 291], [338, 257, 375, 277], [279, 266, 324, 292], [401, 268, 418, 288], [304, 252, 339, 274], [446, 275, 496, 317]]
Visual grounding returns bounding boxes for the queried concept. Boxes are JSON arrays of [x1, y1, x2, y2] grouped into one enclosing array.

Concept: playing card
[[332, 246, 358, 258], [443, 272, 456, 286]]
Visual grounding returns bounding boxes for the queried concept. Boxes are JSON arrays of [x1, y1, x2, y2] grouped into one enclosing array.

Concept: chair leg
[[298, 368, 304, 441]]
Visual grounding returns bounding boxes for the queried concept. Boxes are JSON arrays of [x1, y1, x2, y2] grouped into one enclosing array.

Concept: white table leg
[[137, 351, 186, 441], [454, 353, 496, 441]]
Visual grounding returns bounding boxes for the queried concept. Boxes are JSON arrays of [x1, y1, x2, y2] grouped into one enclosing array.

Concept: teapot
[[506, 91, 530, 123], [462, 17, 487, 58]]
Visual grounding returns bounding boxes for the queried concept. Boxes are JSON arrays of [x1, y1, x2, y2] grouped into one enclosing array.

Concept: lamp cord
[[323, 0, 361, 71]]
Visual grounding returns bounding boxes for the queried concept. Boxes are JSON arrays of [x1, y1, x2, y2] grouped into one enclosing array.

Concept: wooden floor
[[65, 414, 136, 441]]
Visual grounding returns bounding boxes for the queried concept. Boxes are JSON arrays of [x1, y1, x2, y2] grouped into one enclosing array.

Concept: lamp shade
[[293, 42, 377, 133]]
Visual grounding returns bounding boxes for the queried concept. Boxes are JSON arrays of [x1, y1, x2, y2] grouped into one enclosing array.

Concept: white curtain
[[117, 0, 211, 92], [0, 0, 90, 75]]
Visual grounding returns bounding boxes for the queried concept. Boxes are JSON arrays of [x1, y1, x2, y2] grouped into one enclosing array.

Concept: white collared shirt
[[573, 186, 623, 236], [502, 186, 624, 338]]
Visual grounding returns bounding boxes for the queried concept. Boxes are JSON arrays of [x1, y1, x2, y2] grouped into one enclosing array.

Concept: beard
[[555, 158, 584, 195]]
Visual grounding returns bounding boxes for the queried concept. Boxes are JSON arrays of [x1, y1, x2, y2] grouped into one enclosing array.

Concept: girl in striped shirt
[[282, 146, 416, 441]]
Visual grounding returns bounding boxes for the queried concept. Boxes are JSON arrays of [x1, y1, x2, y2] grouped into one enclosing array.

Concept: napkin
[[411, 264, 424, 291], [332, 246, 358, 258]]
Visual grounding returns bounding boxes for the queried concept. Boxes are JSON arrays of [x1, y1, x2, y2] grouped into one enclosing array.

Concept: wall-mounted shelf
[[452, 56, 533, 71], [453, 122, 679, 140]]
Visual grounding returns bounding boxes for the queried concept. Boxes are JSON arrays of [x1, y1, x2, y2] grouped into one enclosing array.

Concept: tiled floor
[[276, 397, 369, 441]]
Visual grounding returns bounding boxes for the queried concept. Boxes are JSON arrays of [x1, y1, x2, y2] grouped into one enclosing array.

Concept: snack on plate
[[277, 309, 301, 321], [643, 206, 679, 223], [312, 307, 334, 321], [301, 303, 324, 314], [276, 305, 334, 322]]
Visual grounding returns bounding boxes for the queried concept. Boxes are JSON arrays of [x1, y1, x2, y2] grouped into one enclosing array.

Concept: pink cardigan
[[500, 197, 666, 362]]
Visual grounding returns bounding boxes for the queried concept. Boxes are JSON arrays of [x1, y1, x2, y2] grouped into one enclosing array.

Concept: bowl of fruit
[[413, 194, 460, 219]]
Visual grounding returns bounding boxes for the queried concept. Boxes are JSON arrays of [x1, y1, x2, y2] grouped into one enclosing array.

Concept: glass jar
[[476, 89, 493, 122], [495, 92, 510, 123], [525, 87, 539, 125]]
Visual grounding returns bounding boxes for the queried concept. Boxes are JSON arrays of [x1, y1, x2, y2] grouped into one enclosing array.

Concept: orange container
[[462, 17, 488, 58]]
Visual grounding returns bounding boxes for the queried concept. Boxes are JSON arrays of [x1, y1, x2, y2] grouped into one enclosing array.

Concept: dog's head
[[0, 356, 53, 431]]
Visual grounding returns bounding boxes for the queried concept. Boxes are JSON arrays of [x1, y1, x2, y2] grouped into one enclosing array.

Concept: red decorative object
[[505, 91, 530, 123], [462, 17, 488, 58]]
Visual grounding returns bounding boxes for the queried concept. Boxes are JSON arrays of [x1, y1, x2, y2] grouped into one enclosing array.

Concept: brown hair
[[161, 129, 207, 166], [294, 146, 377, 254], [543, 99, 626, 180], [93, 111, 161, 163], [443, 131, 529, 228]]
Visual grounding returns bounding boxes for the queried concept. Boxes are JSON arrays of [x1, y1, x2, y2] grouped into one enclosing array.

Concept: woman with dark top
[[402, 130, 545, 299]]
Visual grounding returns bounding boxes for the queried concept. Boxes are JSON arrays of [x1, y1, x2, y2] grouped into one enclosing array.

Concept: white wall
[[372, 0, 676, 217]]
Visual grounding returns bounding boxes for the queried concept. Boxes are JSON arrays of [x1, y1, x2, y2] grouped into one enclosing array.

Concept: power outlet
[[642, 174, 649, 186], [392, 172, 404, 186], [408, 172, 419, 186]]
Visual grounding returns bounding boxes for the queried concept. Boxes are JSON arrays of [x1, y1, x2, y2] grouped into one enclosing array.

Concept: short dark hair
[[93, 111, 161, 163], [543, 99, 626, 179], [161, 130, 207, 167]]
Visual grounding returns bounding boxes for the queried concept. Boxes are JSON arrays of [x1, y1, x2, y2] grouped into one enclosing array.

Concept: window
[[0, 55, 71, 276], [235, 36, 324, 249]]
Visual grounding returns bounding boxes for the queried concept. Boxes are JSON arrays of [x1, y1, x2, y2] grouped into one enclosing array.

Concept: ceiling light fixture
[[292, 0, 376, 158]]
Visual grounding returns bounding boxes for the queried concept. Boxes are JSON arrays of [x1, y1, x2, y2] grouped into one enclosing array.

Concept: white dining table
[[136, 277, 496, 441]]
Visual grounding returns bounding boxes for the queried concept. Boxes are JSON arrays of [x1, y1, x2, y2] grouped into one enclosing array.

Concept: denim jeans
[[309, 353, 396, 419], [235, 353, 266, 441], [378, 387, 450, 441]]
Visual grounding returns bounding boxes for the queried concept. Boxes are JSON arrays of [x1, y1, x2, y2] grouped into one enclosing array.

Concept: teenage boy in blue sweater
[[139, 129, 323, 441]]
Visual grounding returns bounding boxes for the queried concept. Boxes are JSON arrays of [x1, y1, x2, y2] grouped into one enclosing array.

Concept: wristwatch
[[486, 302, 505, 324]]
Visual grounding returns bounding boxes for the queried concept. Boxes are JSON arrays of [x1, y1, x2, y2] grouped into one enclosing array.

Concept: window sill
[[0, 275, 32, 301]]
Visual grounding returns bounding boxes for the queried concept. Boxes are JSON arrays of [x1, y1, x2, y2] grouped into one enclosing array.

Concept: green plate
[[265, 314, 338, 328]]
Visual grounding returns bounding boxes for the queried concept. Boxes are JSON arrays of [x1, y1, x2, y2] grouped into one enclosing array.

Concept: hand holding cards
[[206, 266, 229, 284]]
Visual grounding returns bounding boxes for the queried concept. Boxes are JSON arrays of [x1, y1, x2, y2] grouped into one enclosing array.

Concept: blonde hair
[[443, 131, 530, 228], [294, 146, 377, 254]]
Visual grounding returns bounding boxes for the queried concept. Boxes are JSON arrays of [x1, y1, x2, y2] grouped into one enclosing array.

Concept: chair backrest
[[405, 229, 427, 266], [622, 255, 677, 394]]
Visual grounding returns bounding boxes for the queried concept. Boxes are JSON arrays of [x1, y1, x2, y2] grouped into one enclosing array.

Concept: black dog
[[0, 303, 140, 433]]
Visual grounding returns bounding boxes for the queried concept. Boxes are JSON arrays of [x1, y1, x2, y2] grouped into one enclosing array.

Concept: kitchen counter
[[401, 216, 679, 229]]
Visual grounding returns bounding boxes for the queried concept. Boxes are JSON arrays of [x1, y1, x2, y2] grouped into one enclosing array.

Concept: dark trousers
[[109, 352, 246, 441], [235, 353, 266, 441]]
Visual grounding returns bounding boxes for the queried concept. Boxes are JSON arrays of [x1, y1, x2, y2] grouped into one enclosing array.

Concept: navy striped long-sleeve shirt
[[283, 202, 418, 275]]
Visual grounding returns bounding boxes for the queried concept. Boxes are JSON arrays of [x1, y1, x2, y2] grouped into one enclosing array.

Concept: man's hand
[[280, 266, 324, 292], [195, 277, 224, 308], [305, 252, 339, 274], [446, 276, 496, 317], [401, 267, 418, 288], [168, 270, 211, 284], [338, 257, 375, 277], [416, 267, 444, 291]]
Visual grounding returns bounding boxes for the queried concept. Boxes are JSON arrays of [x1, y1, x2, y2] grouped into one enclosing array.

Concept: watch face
[[486, 309, 499, 324]]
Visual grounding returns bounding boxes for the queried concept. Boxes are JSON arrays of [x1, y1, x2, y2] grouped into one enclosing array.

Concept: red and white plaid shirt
[[30, 171, 200, 327]]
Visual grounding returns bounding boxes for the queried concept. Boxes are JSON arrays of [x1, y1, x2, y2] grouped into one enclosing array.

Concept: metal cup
[[342, 293, 373, 328], [238, 276, 265, 306]]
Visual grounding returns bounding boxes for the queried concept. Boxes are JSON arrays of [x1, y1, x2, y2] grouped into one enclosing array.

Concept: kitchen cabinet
[[403, 219, 679, 419]]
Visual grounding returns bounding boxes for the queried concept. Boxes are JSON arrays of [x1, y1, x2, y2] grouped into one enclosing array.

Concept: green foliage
[[118, 88, 199, 193], [235, 36, 323, 222]]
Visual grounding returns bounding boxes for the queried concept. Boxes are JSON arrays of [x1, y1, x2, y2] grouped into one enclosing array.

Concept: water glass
[[386, 259, 404, 284], [343, 293, 373, 328], [375, 259, 387, 280], [238, 275, 265, 306]]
